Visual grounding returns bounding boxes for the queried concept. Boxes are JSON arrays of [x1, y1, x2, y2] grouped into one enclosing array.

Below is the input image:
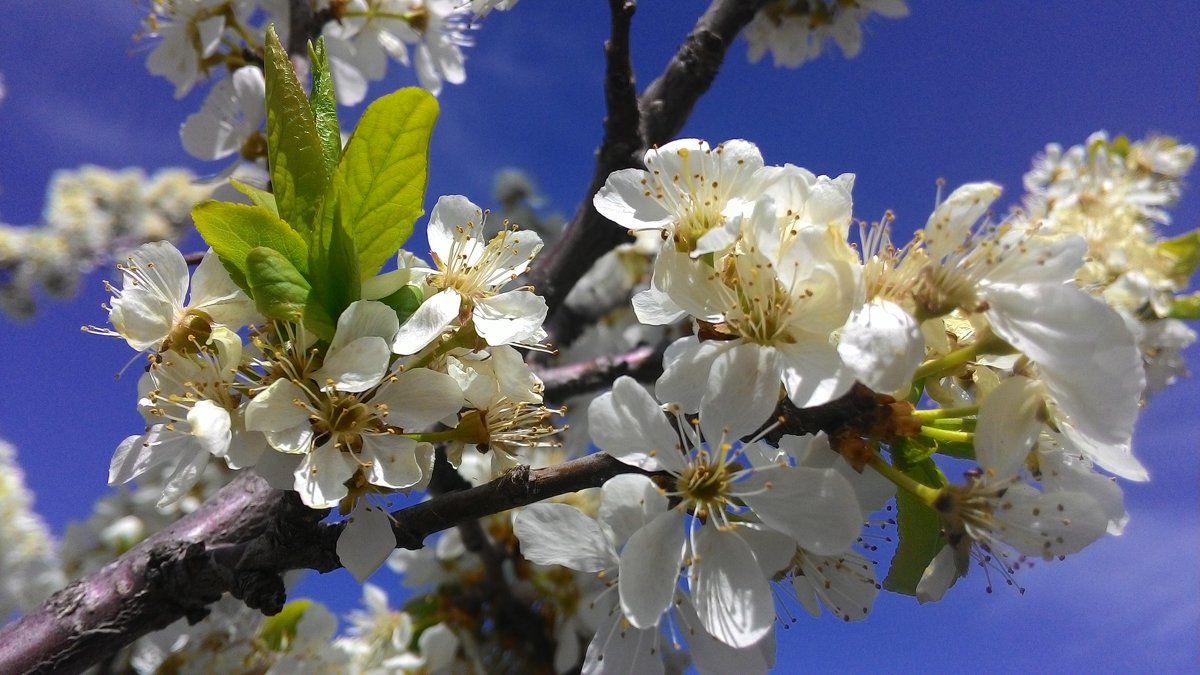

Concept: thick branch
[[0, 474, 317, 675], [0, 455, 638, 673], [529, 0, 768, 345]]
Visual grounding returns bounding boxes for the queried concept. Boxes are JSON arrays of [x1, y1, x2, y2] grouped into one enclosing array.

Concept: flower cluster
[[0, 166, 210, 318], [1022, 132, 1199, 395], [0, 438, 65, 618], [745, 0, 908, 69], [90, 194, 561, 581], [504, 134, 1195, 668], [141, 0, 514, 164]]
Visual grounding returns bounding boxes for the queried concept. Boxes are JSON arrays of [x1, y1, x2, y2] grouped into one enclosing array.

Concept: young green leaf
[[308, 204, 362, 331], [264, 24, 329, 238], [245, 246, 311, 320], [882, 453, 949, 596], [1167, 290, 1200, 320], [319, 88, 439, 278], [230, 179, 280, 215], [1159, 228, 1200, 285], [307, 37, 341, 177], [192, 200, 309, 291]]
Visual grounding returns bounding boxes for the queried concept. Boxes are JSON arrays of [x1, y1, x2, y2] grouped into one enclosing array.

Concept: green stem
[[912, 331, 1013, 381], [919, 426, 974, 444], [913, 405, 979, 422], [867, 455, 941, 506]]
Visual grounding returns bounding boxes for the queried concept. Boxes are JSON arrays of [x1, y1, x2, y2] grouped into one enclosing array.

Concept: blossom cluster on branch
[[1, 2, 1197, 674]]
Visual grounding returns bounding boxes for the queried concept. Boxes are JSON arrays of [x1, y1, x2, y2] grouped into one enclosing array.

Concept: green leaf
[[1167, 291, 1200, 320], [307, 204, 361, 332], [302, 302, 337, 342], [882, 449, 949, 596], [264, 24, 328, 238], [1159, 229, 1200, 285], [379, 284, 424, 325], [258, 599, 314, 652], [192, 201, 309, 292], [319, 88, 438, 278], [307, 37, 341, 177], [230, 179, 279, 215], [245, 247, 311, 320]]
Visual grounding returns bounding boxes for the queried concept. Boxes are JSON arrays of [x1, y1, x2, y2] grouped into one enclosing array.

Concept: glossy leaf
[[258, 599, 314, 651], [245, 246, 311, 320], [192, 201, 309, 291], [264, 24, 328, 238], [1160, 229, 1200, 285], [308, 204, 361, 334], [230, 179, 279, 215], [1167, 291, 1200, 320], [319, 88, 438, 278], [307, 37, 341, 177]]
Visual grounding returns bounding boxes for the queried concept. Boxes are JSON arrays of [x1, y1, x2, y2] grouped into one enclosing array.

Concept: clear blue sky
[[1, 2, 1197, 672]]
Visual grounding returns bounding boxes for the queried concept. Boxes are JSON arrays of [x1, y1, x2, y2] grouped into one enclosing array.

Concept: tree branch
[[0, 454, 639, 673], [539, 342, 666, 402]]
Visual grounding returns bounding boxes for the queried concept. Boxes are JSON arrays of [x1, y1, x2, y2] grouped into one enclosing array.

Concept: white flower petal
[[599, 474, 668, 547], [618, 509, 685, 629], [916, 545, 962, 604], [473, 290, 547, 346], [338, 501, 396, 582], [360, 434, 424, 489], [593, 168, 674, 231], [590, 377, 686, 474], [392, 290, 461, 355], [679, 597, 773, 675], [777, 339, 856, 409], [704, 342, 783, 440], [688, 525, 774, 648], [318, 336, 391, 392], [975, 376, 1042, 478], [295, 443, 357, 509], [373, 367, 464, 429], [740, 466, 862, 555], [513, 503, 618, 572], [244, 379, 311, 434], [581, 607, 664, 675], [837, 299, 924, 393], [330, 300, 402, 352], [655, 336, 722, 414]]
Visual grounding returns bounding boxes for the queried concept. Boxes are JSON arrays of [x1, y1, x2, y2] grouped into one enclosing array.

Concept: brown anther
[[831, 431, 873, 473]]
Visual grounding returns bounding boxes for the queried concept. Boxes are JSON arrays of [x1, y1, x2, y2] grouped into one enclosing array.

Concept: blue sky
[[1, 2, 1198, 672]]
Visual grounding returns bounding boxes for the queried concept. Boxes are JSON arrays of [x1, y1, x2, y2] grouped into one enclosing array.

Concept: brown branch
[[538, 342, 666, 402], [529, 0, 769, 347], [0, 454, 639, 674], [526, 0, 640, 334]]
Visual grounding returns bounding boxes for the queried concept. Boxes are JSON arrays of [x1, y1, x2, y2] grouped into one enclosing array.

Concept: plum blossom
[[86, 241, 257, 353], [392, 195, 546, 354], [180, 65, 266, 162], [587, 377, 862, 647]]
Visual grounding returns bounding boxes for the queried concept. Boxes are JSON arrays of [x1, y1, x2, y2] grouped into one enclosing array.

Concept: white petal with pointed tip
[[618, 509, 685, 629], [514, 503, 618, 572], [688, 525, 775, 648], [338, 501, 396, 582]]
